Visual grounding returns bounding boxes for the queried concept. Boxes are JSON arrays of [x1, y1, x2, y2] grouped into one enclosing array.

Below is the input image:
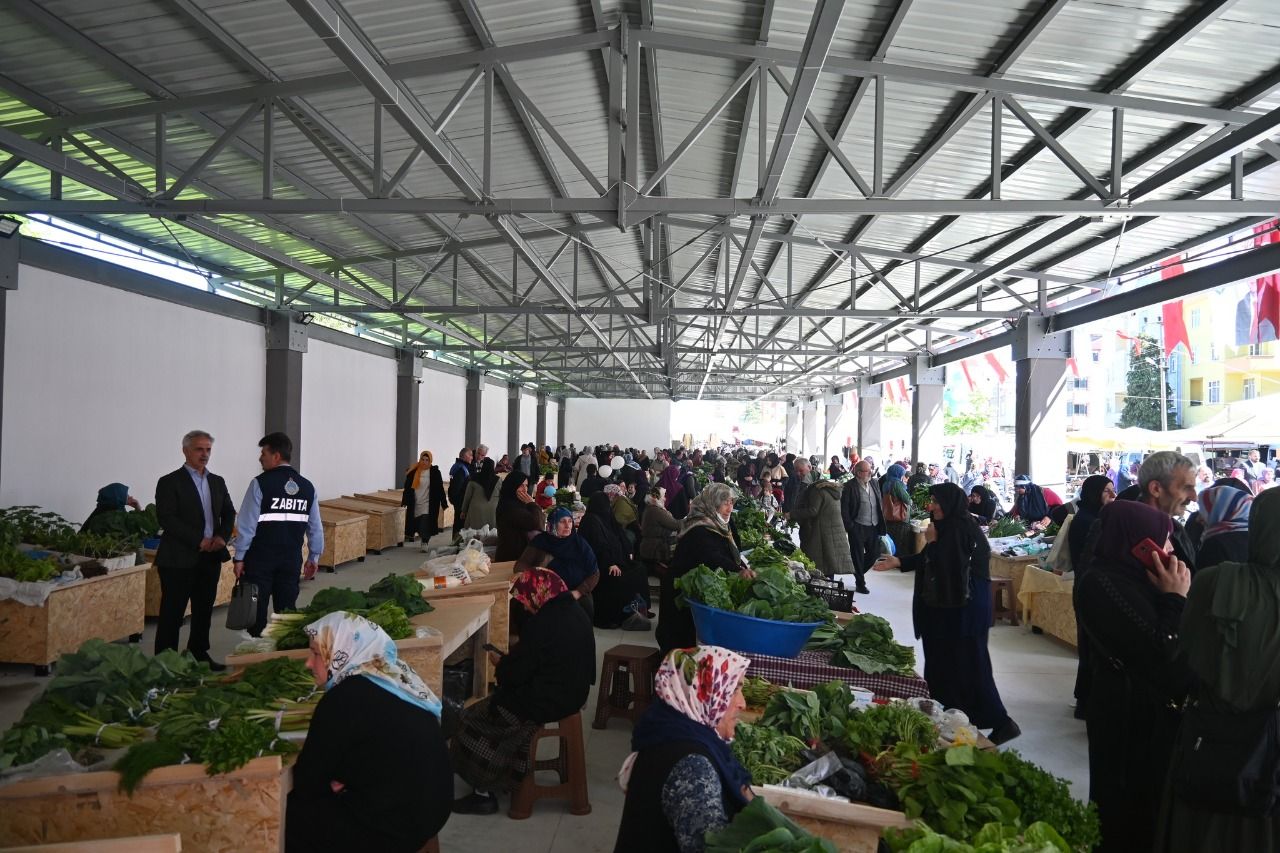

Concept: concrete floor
[[0, 537, 1090, 852]]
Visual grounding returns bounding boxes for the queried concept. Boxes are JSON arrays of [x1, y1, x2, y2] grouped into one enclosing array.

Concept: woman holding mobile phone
[[1075, 500, 1194, 853]]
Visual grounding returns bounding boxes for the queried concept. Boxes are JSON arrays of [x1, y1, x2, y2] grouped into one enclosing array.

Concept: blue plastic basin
[[688, 601, 824, 658]]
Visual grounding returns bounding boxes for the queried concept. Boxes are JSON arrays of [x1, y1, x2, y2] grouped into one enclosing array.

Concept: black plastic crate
[[805, 577, 854, 613]]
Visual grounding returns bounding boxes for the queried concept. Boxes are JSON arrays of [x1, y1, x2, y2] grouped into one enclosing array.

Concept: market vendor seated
[[286, 611, 452, 853], [451, 568, 596, 815], [81, 482, 143, 535], [614, 645, 754, 853]]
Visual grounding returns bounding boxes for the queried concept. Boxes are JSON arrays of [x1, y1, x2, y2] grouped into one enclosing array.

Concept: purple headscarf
[[659, 463, 682, 508], [1092, 500, 1174, 580]]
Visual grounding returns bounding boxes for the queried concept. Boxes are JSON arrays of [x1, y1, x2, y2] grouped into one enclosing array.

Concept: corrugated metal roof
[[0, 0, 1276, 397]]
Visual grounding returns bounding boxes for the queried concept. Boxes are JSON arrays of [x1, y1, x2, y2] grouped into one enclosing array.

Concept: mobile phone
[[1130, 538, 1165, 571], [482, 642, 505, 656]]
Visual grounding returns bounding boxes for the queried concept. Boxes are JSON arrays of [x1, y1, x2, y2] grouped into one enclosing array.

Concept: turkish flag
[[1159, 255, 1193, 360], [985, 353, 1009, 384], [897, 378, 910, 402], [1066, 357, 1079, 377], [885, 381, 898, 404], [960, 359, 977, 391], [1117, 331, 1144, 357]]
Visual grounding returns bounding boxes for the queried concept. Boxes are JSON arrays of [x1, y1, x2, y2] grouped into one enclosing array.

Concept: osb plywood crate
[[316, 508, 367, 569], [753, 786, 912, 853], [352, 490, 403, 506], [319, 499, 405, 553], [416, 561, 517, 689], [0, 565, 147, 667], [143, 561, 237, 618], [0, 755, 288, 853], [989, 553, 1036, 603], [0, 832, 181, 852]]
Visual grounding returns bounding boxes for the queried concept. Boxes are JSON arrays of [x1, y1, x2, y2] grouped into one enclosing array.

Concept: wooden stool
[[593, 644, 662, 730], [508, 712, 591, 820], [990, 577, 1019, 627]]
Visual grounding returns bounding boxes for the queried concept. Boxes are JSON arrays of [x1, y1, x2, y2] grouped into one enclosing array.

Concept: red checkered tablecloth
[[745, 649, 930, 700]]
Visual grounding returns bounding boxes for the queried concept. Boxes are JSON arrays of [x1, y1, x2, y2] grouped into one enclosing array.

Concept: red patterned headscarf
[[654, 645, 750, 731], [510, 567, 569, 615]]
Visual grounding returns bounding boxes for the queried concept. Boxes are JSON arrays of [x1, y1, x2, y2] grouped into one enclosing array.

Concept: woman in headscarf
[[557, 455, 574, 489], [828, 455, 847, 480], [494, 472, 545, 562], [1011, 475, 1062, 525], [1157, 489, 1280, 852], [607, 481, 640, 544], [640, 486, 682, 576], [873, 483, 1019, 744], [1193, 484, 1252, 571], [790, 474, 853, 579], [81, 482, 143, 535], [286, 612, 451, 852], [668, 463, 697, 520], [907, 463, 931, 492], [1185, 475, 1251, 549], [658, 483, 752, 653], [494, 453, 513, 474], [1074, 501, 1194, 853], [881, 463, 917, 559], [614, 645, 753, 853], [518, 506, 599, 620], [966, 485, 1001, 526], [580, 492, 651, 631], [451, 568, 596, 816], [401, 450, 447, 548], [458, 457, 501, 532], [1067, 473, 1117, 720]]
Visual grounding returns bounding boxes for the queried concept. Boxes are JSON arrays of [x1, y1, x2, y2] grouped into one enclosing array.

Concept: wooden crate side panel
[[0, 597, 50, 665], [0, 571, 146, 665], [144, 562, 236, 618], [401, 644, 442, 698], [318, 517, 367, 568], [788, 815, 881, 853], [0, 759, 286, 853]]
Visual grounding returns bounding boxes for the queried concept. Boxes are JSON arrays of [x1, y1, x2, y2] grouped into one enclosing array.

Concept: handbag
[[882, 493, 908, 524], [1173, 698, 1280, 816], [225, 580, 260, 631]]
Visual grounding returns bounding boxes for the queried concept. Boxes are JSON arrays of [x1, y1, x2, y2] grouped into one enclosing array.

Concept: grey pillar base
[[465, 370, 483, 449], [536, 392, 547, 451], [857, 385, 883, 460], [507, 383, 522, 463], [784, 402, 801, 453], [265, 312, 306, 467], [396, 351, 422, 487], [910, 384, 945, 468], [824, 400, 843, 463], [1013, 315, 1071, 493], [801, 400, 818, 457]]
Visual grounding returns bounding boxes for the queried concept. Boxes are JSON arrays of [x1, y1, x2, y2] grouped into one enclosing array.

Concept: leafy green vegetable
[[885, 820, 1071, 853], [676, 563, 832, 625], [741, 676, 780, 709], [760, 690, 823, 744], [1041, 522, 1060, 538], [988, 517, 1028, 538], [705, 797, 838, 853], [264, 572, 431, 650], [0, 546, 60, 582], [839, 703, 938, 758], [674, 564, 735, 611], [999, 751, 1100, 853], [730, 723, 808, 785], [806, 614, 917, 675]]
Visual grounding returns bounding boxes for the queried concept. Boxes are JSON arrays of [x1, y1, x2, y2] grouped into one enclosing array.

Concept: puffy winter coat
[[789, 479, 855, 577]]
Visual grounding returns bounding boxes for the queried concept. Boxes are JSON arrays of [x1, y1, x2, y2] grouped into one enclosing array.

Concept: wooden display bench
[[142, 560, 237, 618], [353, 490, 403, 506], [988, 553, 1037, 602], [319, 498, 405, 553], [753, 786, 911, 853], [416, 560, 518, 688], [316, 507, 368, 570], [0, 755, 288, 853], [1, 834, 181, 852], [0, 565, 147, 670], [1017, 567, 1078, 648]]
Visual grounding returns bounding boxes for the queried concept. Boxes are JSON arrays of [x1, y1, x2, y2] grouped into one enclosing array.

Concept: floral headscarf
[[655, 645, 750, 730], [304, 611, 441, 717], [510, 567, 569, 615], [1198, 484, 1253, 543], [603, 483, 624, 499]]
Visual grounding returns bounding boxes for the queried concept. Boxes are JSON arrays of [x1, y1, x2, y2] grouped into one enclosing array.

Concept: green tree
[[945, 391, 991, 435], [1118, 333, 1180, 430]]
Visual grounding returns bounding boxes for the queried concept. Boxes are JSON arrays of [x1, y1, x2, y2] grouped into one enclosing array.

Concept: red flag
[[1066, 357, 1079, 377], [1116, 331, 1143, 357], [885, 381, 898, 404], [985, 353, 1009, 384], [1252, 221, 1280, 343], [1159, 254, 1193, 359], [960, 359, 977, 391], [897, 378, 910, 402]]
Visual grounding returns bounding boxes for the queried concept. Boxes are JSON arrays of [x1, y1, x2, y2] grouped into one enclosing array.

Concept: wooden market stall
[[0, 755, 287, 853], [0, 834, 182, 852], [416, 560, 517, 688], [1017, 567, 1078, 648], [318, 498, 405, 553], [0, 565, 147, 670], [315, 507, 368, 570], [142, 560, 236, 618], [752, 786, 912, 853], [356, 490, 455, 540], [988, 553, 1037, 603]]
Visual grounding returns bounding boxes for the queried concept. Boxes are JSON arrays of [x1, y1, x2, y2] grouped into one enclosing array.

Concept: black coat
[[580, 512, 648, 628], [286, 676, 452, 853], [1195, 531, 1249, 572], [496, 594, 596, 723], [401, 466, 446, 538], [154, 467, 235, 568], [1075, 569, 1193, 853], [657, 525, 740, 653]]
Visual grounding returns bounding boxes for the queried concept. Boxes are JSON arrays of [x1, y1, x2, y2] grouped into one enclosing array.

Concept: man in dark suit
[[154, 429, 236, 668], [840, 460, 884, 595]]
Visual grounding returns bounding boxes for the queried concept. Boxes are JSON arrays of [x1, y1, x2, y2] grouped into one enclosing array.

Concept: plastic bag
[[879, 534, 896, 556], [458, 539, 491, 577]]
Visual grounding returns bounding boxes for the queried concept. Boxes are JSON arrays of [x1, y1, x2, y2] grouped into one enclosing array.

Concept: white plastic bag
[[458, 539, 491, 577]]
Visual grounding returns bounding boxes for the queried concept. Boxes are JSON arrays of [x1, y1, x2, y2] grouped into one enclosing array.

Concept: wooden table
[[0, 755, 288, 853], [413, 595, 493, 700], [416, 560, 516, 688], [319, 498, 405, 553], [752, 786, 911, 853], [0, 565, 147, 669], [1, 835, 182, 852], [316, 507, 368, 569], [1017, 566, 1078, 648], [988, 553, 1037, 602], [143, 560, 236, 618]]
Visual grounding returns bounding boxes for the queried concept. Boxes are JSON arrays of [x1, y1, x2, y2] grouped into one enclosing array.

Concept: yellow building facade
[[1179, 289, 1280, 429]]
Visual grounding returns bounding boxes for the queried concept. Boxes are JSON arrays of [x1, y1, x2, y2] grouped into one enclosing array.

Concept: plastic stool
[[990, 577, 1019, 627], [508, 712, 591, 820], [593, 644, 662, 729]]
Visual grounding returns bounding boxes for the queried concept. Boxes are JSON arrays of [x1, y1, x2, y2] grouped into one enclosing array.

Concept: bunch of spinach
[[885, 820, 1072, 853], [705, 796, 837, 853], [839, 703, 938, 759], [806, 613, 917, 675], [264, 572, 431, 650], [730, 722, 808, 785], [760, 680, 855, 745], [676, 563, 832, 624]]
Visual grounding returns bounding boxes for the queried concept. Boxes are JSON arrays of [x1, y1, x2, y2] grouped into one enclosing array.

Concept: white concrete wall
[[481, 380, 508, 458], [564, 398, 673, 451], [419, 366, 466, 466], [301, 338, 397, 495], [519, 393, 537, 448], [547, 399, 560, 448], [2, 263, 266, 522]]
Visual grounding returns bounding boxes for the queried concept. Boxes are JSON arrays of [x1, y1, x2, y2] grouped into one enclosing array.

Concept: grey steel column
[[0, 232, 17, 494], [507, 383, 522, 463], [823, 391, 843, 462], [909, 357, 946, 468], [536, 391, 547, 451], [857, 381, 883, 460], [784, 401, 801, 453], [556, 398, 567, 450], [801, 398, 818, 456], [464, 370, 483, 449], [265, 311, 306, 467], [395, 350, 421, 487], [1013, 315, 1071, 493]]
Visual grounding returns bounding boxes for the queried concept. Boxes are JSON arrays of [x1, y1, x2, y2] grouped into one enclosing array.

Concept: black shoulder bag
[[1172, 697, 1280, 816]]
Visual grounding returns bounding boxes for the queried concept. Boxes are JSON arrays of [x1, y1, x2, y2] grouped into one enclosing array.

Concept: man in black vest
[[232, 433, 324, 636], [154, 429, 237, 668]]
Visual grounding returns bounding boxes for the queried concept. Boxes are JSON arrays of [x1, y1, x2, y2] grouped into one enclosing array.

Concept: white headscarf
[[304, 611, 441, 717]]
